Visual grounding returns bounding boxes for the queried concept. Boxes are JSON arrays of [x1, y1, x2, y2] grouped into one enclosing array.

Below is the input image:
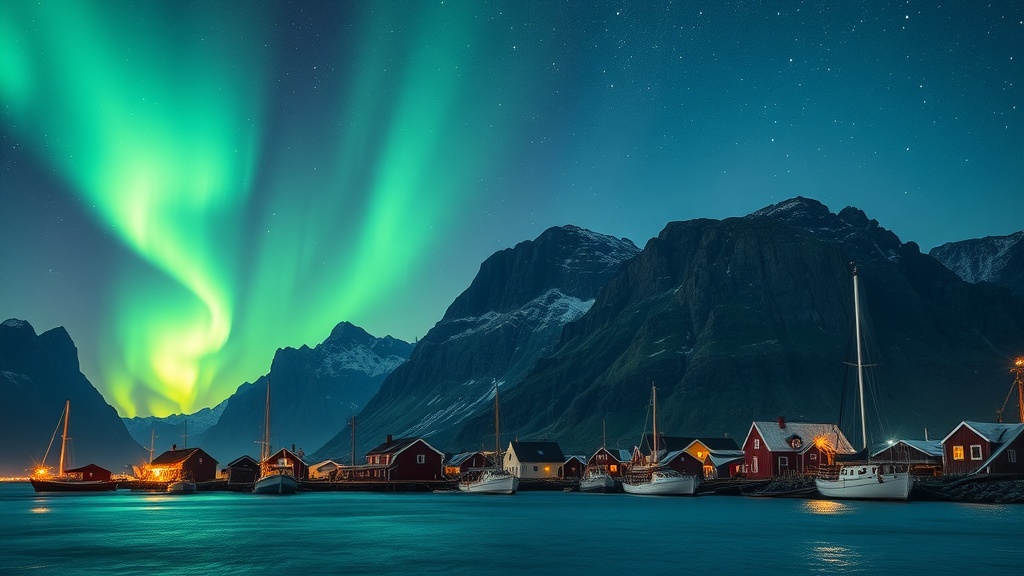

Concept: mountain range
[[3, 196, 1021, 474]]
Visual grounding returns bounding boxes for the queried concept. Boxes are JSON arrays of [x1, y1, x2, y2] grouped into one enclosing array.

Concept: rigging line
[[39, 406, 65, 471]]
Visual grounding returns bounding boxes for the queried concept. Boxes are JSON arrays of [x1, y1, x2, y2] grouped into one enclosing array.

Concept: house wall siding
[[943, 426, 987, 475]]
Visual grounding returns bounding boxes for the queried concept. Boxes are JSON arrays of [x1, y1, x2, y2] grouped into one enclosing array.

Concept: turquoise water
[[1, 483, 1020, 575]]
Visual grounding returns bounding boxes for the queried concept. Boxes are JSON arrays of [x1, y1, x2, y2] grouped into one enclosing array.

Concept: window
[[751, 457, 759, 473], [809, 453, 817, 461], [753, 439, 760, 450], [778, 456, 788, 468], [533, 466, 539, 472], [970, 445, 983, 460], [952, 446, 964, 460], [1008, 450, 1017, 464], [416, 454, 425, 464]]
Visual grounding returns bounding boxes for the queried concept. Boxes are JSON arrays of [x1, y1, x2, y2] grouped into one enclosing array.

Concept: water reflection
[[30, 506, 50, 514], [803, 499, 849, 515], [810, 543, 862, 569]]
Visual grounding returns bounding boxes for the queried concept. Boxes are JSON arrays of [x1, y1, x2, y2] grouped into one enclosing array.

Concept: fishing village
[[22, 360, 1024, 504]]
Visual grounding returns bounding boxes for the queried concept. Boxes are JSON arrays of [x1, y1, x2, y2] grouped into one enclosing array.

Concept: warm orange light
[[35, 468, 48, 476], [609, 464, 618, 473], [543, 466, 550, 472], [1015, 357, 1024, 367]]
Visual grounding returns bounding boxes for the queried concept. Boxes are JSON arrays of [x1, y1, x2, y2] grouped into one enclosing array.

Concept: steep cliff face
[[311, 226, 640, 461], [930, 231, 1024, 297], [0, 319, 146, 476], [198, 322, 413, 463], [454, 198, 1024, 453]]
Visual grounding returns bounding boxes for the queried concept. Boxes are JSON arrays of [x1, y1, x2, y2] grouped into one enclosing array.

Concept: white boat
[[579, 469, 620, 493], [166, 480, 196, 494], [459, 382, 519, 495], [459, 468, 519, 494], [622, 385, 698, 496], [816, 462, 913, 500], [815, 265, 914, 501], [253, 379, 298, 495]]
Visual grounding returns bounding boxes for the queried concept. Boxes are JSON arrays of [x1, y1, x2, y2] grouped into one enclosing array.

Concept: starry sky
[[1, 1, 1021, 418]]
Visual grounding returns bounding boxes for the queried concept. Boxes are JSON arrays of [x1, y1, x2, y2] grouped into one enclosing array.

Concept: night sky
[[1, 1, 1020, 418]]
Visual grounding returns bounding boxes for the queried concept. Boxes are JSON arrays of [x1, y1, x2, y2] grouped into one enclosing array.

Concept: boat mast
[[853, 264, 868, 451], [349, 416, 356, 468], [651, 384, 658, 465], [262, 379, 272, 464], [602, 418, 606, 449], [148, 428, 155, 464], [494, 381, 501, 467], [58, 400, 69, 477]]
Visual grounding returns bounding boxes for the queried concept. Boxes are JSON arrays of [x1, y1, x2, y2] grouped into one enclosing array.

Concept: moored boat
[[458, 382, 519, 495], [253, 379, 298, 495], [30, 400, 118, 493], [622, 385, 698, 496], [579, 469, 620, 493], [814, 265, 913, 501], [167, 479, 197, 494]]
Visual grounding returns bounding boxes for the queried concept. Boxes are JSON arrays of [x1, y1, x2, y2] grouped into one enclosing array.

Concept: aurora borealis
[[2, 1, 1021, 418]]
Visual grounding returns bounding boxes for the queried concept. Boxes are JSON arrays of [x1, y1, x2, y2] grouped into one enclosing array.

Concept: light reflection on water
[[2, 484, 1022, 575], [803, 498, 850, 515]]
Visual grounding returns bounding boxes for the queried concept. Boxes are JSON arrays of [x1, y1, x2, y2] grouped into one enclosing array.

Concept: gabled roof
[[509, 441, 565, 463], [589, 447, 624, 462], [227, 455, 259, 468], [151, 448, 215, 467], [311, 460, 340, 470], [871, 439, 942, 459], [446, 451, 484, 467], [970, 425, 1024, 476], [268, 447, 307, 465], [659, 449, 687, 464], [708, 452, 745, 467], [565, 455, 587, 465], [682, 439, 744, 458], [643, 435, 740, 452], [747, 421, 856, 454], [366, 437, 444, 458], [941, 421, 1024, 445], [65, 463, 111, 474]]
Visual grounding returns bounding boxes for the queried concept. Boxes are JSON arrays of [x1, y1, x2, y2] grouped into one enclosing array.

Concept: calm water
[[1, 483, 1020, 575]]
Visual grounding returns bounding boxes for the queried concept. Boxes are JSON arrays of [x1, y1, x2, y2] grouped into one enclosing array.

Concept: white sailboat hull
[[167, 480, 196, 494], [622, 470, 698, 496], [458, 470, 519, 494], [580, 472, 620, 493], [253, 472, 299, 495], [815, 469, 913, 501]]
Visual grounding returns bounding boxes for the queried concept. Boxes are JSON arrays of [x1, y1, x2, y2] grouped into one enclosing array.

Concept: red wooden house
[[872, 440, 943, 475], [586, 447, 627, 478], [360, 435, 444, 481], [444, 451, 490, 478], [742, 418, 855, 479], [941, 422, 1024, 475], [65, 464, 113, 482], [265, 447, 308, 480], [563, 455, 586, 478], [149, 446, 218, 482]]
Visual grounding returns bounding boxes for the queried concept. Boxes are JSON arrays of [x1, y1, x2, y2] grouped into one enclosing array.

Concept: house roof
[[941, 421, 1024, 445], [509, 441, 565, 463], [65, 464, 110, 474], [970, 425, 1024, 476], [227, 455, 259, 468], [268, 447, 307, 465], [708, 452, 745, 467], [151, 448, 214, 467], [366, 437, 444, 458], [643, 435, 740, 452], [446, 452, 483, 467], [748, 421, 856, 454], [565, 455, 587, 465], [871, 439, 943, 459]]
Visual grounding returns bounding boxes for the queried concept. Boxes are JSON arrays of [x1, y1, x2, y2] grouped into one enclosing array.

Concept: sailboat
[[30, 400, 118, 493], [815, 265, 914, 501], [580, 420, 621, 493], [458, 382, 519, 494], [622, 385, 698, 496], [253, 379, 299, 495]]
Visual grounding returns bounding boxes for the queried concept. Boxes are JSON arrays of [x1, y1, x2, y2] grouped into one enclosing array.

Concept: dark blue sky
[[1, 1, 1020, 415]]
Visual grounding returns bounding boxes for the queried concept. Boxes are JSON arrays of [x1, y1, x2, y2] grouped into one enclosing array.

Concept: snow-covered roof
[[970, 425, 1024, 476], [446, 451, 483, 467], [708, 452, 745, 467], [871, 439, 942, 458], [941, 421, 1024, 445], [749, 421, 856, 454]]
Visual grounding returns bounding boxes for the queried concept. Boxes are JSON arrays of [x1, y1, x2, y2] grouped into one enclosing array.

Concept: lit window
[[609, 464, 618, 473], [970, 445, 983, 461], [952, 446, 964, 460], [753, 439, 760, 450]]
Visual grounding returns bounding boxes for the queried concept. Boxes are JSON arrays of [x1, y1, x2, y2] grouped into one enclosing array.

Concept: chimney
[[778, 416, 786, 429], [386, 434, 393, 444], [292, 444, 296, 453], [172, 444, 177, 451]]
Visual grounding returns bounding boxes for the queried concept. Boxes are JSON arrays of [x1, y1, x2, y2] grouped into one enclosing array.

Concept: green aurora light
[[1, 1, 542, 416]]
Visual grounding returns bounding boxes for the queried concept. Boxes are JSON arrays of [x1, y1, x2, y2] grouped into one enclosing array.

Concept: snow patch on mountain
[[443, 289, 594, 343], [930, 231, 1023, 284], [316, 345, 407, 378], [123, 399, 228, 436]]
